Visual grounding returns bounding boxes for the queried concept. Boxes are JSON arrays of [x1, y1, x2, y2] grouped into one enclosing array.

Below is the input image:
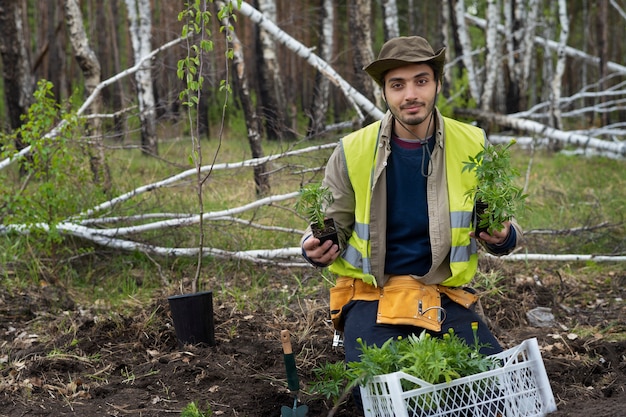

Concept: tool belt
[[329, 275, 479, 332]]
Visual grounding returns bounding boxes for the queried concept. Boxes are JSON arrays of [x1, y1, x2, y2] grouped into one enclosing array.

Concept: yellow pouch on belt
[[329, 277, 379, 331], [377, 276, 445, 332], [329, 276, 478, 332]]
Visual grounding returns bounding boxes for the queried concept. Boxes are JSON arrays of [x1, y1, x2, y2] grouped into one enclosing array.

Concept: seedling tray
[[360, 338, 557, 417]]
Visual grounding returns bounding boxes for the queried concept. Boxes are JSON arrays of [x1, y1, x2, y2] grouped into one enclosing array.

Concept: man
[[301, 35, 521, 406]]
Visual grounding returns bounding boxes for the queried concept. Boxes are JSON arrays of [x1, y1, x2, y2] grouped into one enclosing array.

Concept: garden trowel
[[280, 330, 309, 417]]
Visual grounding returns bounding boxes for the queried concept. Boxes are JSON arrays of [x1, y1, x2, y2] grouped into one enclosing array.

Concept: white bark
[[256, 0, 291, 139], [124, 0, 157, 154], [548, 0, 569, 129], [520, 0, 540, 96], [465, 13, 626, 75], [382, 0, 400, 39], [73, 142, 337, 219], [480, 0, 499, 111], [610, 0, 626, 20], [454, 0, 482, 103], [485, 253, 626, 262], [307, 0, 334, 135], [459, 109, 626, 156], [3, 1, 623, 268]]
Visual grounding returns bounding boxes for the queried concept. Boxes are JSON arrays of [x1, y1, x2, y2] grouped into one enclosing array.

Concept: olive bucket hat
[[363, 36, 446, 86]]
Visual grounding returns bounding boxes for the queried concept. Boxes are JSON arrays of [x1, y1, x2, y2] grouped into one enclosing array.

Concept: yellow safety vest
[[328, 117, 484, 287]]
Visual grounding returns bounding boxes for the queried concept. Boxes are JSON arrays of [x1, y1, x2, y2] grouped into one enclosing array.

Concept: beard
[[396, 100, 436, 126]]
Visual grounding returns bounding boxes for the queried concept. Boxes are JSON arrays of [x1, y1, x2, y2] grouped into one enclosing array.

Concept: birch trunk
[[64, 0, 111, 191], [480, 0, 499, 112], [519, 0, 540, 109], [382, 0, 400, 40], [456, 108, 626, 156], [220, 4, 270, 196], [453, 0, 481, 104], [255, 0, 293, 141], [0, 0, 34, 135], [503, 0, 520, 112], [307, 0, 334, 137], [597, 0, 610, 126], [125, 0, 157, 156], [548, 0, 569, 131], [348, 0, 380, 115], [441, 0, 452, 89]]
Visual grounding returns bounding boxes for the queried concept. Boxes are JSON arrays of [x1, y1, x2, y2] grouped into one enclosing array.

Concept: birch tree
[[348, 0, 380, 115], [598, 0, 610, 127], [457, 108, 626, 156], [452, 0, 481, 104], [382, 0, 400, 40], [548, 0, 570, 131], [219, 1, 270, 196], [125, 0, 158, 155], [307, 0, 334, 137], [0, 0, 34, 140], [504, 0, 541, 112], [64, 0, 110, 190], [480, 0, 499, 112]]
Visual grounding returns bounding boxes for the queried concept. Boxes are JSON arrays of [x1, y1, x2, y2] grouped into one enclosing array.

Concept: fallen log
[[455, 108, 626, 156]]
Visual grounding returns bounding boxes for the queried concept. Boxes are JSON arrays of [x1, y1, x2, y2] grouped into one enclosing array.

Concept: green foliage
[[181, 401, 212, 417], [177, 1, 238, 106], [438, 68, 477, 119], [0, 80, 92, 241], [309, 361, 348, 400], [462, 139, 528, 234], [312, 326, 498, 404], [349, 328, 496, 386], [294, 182, 334, 227]]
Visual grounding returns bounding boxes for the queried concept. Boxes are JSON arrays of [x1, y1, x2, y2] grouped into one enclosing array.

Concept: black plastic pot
[[473, 200, 489, 236], [168, 291, 216, 347], [312, 218, 339, 246]]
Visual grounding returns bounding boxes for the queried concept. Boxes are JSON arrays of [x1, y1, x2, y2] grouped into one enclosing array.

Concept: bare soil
[[1, 259, 625, 417]]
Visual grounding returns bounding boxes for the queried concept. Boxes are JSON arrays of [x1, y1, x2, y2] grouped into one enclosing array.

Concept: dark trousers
[[342, 294, 502, 412]]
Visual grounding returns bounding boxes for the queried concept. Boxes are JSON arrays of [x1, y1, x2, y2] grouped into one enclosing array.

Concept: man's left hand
[[469, 221, 511, 245]]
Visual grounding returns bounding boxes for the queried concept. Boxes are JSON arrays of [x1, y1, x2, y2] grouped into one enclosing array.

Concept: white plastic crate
[[360, 338, 557, 417]]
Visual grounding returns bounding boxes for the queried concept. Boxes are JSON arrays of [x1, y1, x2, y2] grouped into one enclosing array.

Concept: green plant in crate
[[462, 139, 528, 235], [311, 326, 499, 411]]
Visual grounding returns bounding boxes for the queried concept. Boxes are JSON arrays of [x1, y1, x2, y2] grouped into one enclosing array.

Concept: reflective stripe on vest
[[328, 117, 485, 287]]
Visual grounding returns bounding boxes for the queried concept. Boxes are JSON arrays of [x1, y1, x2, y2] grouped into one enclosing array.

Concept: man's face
[[383, 63, 440, 132]]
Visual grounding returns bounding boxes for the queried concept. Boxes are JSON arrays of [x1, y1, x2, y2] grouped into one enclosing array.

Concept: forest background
[[1, 0, 625, 267], [0, 1, 625, 416]]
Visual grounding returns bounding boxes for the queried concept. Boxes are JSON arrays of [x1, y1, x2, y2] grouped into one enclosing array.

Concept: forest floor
[[1, 258, 625, 417]]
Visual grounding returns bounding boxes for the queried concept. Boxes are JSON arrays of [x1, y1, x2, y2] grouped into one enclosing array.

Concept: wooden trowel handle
[[281, 329, 293, 354]]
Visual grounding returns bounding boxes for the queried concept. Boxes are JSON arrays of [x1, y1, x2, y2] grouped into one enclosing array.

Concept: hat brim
[[364, 47, 446, 86]]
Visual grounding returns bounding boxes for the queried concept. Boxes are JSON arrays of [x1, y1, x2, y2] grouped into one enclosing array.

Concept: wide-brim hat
[[363, 36, 446, 86]]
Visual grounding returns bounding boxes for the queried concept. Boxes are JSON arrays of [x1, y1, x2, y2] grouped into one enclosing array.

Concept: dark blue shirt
[[384, 136, 434, 275]]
